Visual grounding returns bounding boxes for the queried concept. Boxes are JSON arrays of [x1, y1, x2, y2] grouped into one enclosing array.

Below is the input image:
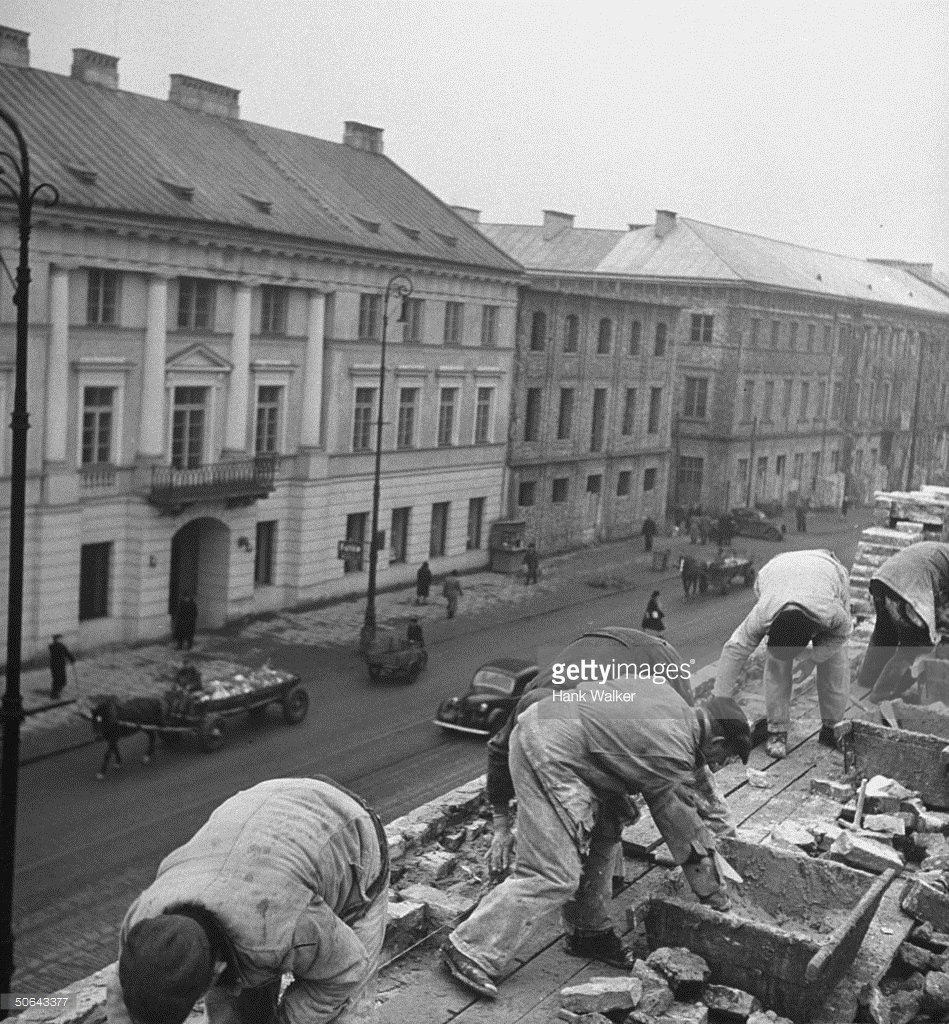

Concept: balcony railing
[[149, 454, 278, 509]]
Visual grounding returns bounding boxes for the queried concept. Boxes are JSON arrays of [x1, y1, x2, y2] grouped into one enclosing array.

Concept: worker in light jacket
[[857, 541, 949, 702], [713, 549, 853, 760]]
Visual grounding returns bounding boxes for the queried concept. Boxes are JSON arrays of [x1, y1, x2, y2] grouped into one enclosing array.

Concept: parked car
[[729, 507, 785, 542], [434, 657, 538, 736]]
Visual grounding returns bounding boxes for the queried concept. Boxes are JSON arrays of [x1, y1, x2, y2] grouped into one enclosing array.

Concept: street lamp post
[[0, 108, 58, 1016], [359, 274, 413, 652]]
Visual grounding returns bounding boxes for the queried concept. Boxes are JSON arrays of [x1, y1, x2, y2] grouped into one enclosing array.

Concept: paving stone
[[829, 831, 905, 873], [702, 983, 762, 1021], [923, 971, 949, 1016], [416, 850, 458, 881], [645, 947, 710, 1000], [559, 976, 643, 1015], [399, 883, 474, 928]]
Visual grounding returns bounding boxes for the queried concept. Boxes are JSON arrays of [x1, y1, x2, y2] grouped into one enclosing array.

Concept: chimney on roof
[[542, 210, 574, 239], [169, 74, 240, 118], [451, 206, 481, 225], [343, 121, 384, 155], [655, 210, 677, 238], [71, 48, 119, 89], [0, 25, 29, 68]]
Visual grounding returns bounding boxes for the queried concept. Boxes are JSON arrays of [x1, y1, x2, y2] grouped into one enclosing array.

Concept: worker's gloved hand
[[681, 852, 726, 903], [488, 812, 515, 879]]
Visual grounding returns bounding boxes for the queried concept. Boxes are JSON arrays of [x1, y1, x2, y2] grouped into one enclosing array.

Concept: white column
[[138, 275, 168, 460], [301, 291, 326, 447], [225, 284, 252, 453], [44, 266, 70, 463]]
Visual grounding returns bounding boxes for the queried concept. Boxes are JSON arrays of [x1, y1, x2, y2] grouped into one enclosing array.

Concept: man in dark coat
[[174, 592, 198, 651], [415, 561, 433, 605], [641, 516, 657, 552], [406, 617, 425, 648], [49, 634, 76, 699], [523, 543, 540, 585]]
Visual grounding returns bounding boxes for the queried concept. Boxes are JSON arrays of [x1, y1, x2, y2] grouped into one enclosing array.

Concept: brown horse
[[90, 696, 165, 779]]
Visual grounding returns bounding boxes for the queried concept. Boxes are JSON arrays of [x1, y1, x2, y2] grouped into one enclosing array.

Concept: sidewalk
[[8, 510, 867, 760]]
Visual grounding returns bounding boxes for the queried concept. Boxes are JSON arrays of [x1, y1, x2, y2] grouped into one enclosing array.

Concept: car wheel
[[282, 685, 310, 724], [768, 527, 783, 541], [368, 665, 382, 682], [199, 715, 226, 753]]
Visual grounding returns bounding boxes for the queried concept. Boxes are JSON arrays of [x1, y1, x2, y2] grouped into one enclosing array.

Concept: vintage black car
[[434, 657, 539, 736], [729, 506, 785, 542]]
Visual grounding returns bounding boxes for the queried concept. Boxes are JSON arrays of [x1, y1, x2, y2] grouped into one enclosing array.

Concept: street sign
[[337, 539, 363, 559]]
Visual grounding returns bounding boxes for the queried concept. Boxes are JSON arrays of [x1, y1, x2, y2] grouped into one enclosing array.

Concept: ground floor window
[[586, 474, 602, 494], [345, 512, 367, 573], [430, 501, 449, 557], [616, 470, 631, 497], [552, 477, 569, 502], [391, 506, 411, 564], [467, 497, 485, 550], [254, 521, 277, 586], [643, 467, 657, 492], [517, 480, 536, 507], [79, 541, 111, 621], [677, 456, 703, 507]]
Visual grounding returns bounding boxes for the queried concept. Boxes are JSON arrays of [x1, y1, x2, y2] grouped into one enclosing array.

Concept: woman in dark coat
[[174, 593, 198, 650], [416, 561, 433, 605], [641, 591, 666, 633]]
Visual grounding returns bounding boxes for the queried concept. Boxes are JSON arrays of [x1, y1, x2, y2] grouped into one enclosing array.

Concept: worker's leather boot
[[818, 724, 840, 749], [564, 928, 636, 970], [765, 731, 787, 759], [442, 942, 498, 999]]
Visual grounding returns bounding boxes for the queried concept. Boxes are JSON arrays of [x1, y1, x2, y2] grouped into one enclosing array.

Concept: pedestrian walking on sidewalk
[[106, 777, 389, 1024], [641, 515, 657, 552], [48, 633, 76, 699], [713, 549, 852, 760], [522, 543, 540, 585], [173, 592, 198, 651], [443, 570, 463, 618], [641, 590, 666, 632], [415, 561, 432, 605]]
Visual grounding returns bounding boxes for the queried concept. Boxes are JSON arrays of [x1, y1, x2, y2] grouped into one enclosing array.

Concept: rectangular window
[[443, 301, 464, 344], [678, 456, 704, 507], [647, 387, 662, 434], [798, 381, 810, 421], [823, 324, 832, 351], [750, 318, 760, 347], [396, 388, 418, 449], [590, 388, 607, 451], [466, 497, 485, 550], [587, 474, 602, 494], [621, 387, 637, 434], [616, 470, 632, 497], [642, 467, 657, 492], [390, 507, 410, 564], [517, 480, 536, 507], [556, 387, 574, 440], [831, 382, 843, 420], [771, 320, 780, 348], [775, 454, 786, 477], [403, 298, 425, 343], [807, 324, 816, 352], [177, 277, 213, 330], [437, 388, 458, 446], [788, 322, 798, 351], [737, 458, 749, 487], [79, 541, 111, 621], [741, 379, 754, 421], [682, 377, 707, 419], [474, 387, 493, 444], [762, 380, 775, 422], [831, 449, 840, 473], [171, 386, 208, 469], [254, 521, 277, 586], [552, 477, 569, 502], [690, 314, 713, 345], [87, 269, 119, 325], [352, 387, 376, 452], [854, 449, 864, 476], [260, 285, 289, 335], [254, 385, 282, 454], [81, 386, 114, 465], [524, 388, 542, 442], [358, 293, 381, 340], [756, 455, 768, 491], [628, 320, 641, 356], [564, 314, 580, 353], [430, 502, 449, 557], [792, 452, 804, 481], [810, 451, 822, 488], [480, 305, 499, 348], [344, 512, 367, 573], [782, 379, 793, 419], [815, 381, 827, 420]]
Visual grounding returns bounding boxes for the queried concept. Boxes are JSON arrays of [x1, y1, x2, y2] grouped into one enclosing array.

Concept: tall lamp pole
[[0, 109, 58, 1015], [359, 274, 412, 652]]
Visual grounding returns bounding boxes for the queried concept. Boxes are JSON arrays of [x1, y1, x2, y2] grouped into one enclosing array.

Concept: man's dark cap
[[119, 915, 214, 1024], [703, 695, 752, 764], [767, 608, 820, 660]]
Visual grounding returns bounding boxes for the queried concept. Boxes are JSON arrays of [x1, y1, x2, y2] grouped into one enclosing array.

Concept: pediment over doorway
[[166, 343, 233, 373]]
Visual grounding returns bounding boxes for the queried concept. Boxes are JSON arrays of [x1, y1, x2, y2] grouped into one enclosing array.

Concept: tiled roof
[[481, 215, 949, 315], [0, 64, 521, 273]]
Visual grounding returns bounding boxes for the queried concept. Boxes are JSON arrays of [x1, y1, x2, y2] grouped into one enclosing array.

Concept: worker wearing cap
[[441, 631, 750, 1001], [857, 541, 949, 702], [713, 548, 852, 760], [105, 777, 388, 1024]]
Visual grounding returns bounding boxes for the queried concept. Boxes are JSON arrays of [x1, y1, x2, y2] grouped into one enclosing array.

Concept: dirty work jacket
[[716, 549, 852, 694], [514, 674, 715, 864], [108, 778, 385, 1024], [873, 541, 949, 645]]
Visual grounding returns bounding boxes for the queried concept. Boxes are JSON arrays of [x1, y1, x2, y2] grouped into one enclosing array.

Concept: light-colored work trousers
[[761, 645, 850, 732]]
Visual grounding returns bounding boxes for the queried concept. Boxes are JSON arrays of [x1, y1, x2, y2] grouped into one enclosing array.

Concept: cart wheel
[[199, 715, 226, 752], [282, 685, 309, 724], [368, 665, 382, 682]]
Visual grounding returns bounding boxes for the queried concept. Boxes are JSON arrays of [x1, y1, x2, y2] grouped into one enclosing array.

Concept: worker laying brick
[[857, 540, 949, 703], [441, 629, 750, 1000], [713, 548, 852, 760]]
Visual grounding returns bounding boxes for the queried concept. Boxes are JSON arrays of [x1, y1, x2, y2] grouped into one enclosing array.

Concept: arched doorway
[[169, 517, 231, 629]]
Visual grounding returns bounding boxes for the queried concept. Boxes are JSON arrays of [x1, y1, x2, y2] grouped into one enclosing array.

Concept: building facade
[[0, 28, 522, 657]]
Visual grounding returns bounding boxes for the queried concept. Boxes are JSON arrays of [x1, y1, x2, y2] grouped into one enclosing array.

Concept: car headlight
[[478, 702, 489, 715]]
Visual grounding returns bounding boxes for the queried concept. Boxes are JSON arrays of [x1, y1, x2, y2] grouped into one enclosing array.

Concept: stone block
[[645, 947, 710, 1000], [921, 836, 949, 870], [809, 778, 855, 801], [901, 877, 949, 931], [829, 831, 905, 873], [702, 983, 762, 1020], [416, 850, 457, 881], [897, 939, 947, 972], [766, 822, 817, 850], [888, 988, 922, 1024], [910, 921, 949, 951], [559, 977, 643, 1015], [856, 984, 890, 1024], [627, 985, 675, 1022], [652, 1003, 709, 1024], [631, 958, 672, 993], [924, 971, 949, 1017], [384, 897, 425, 934], [863, 813, 907, 836], [463, 820, 487, 842], [399, 883, 474, 928], [576, 1015, 611, 1024], [386, 832, 406, 860], [746, 1012, 794, 1024], [440, 830, 466, 852], [400, 820, 434, 848], [917, 810, 949, 834], [865, 775, 917, 814]]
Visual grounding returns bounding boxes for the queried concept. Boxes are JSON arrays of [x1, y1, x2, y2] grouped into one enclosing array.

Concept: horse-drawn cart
[[364, 626, 428, 683], [682, 548, 756, 597]]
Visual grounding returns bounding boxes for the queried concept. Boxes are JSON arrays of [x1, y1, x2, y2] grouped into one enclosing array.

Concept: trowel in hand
[[714, 850, 744, 885]]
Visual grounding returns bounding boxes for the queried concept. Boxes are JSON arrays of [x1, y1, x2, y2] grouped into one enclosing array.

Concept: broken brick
[[809, 778, 855, 801], [897, 940, 947, 973], [702, 983, 762, 1020], [645, 947, 710, 1000], [559, 977, 643, 1015], [910, 921, 949, 952], [863, 813, 907, 836], [864, 775, 917, 815], [766, 822, 816, 850], [830, 831, 905, 873], [627, 985, 675, 1022], [415, 850, 457, 881], [399, 883, 474, 928], [439, 830, 466, 852], [902, 877, 949, 931]]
